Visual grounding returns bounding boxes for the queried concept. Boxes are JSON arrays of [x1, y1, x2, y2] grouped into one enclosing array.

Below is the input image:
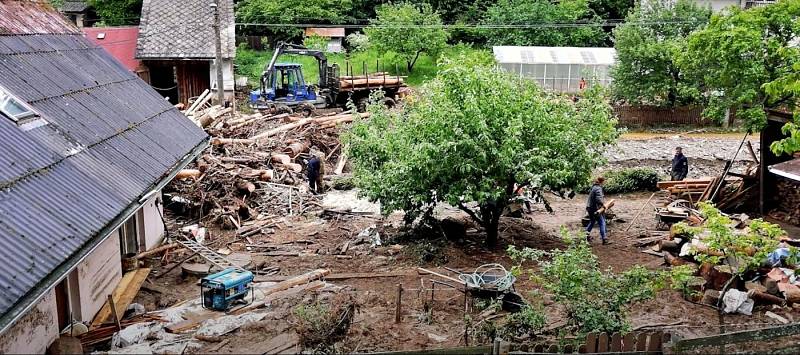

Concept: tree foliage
[[677, 0, 800, 132], [345, 57, 618, 247], [365, 3, 448, 72], [610, 0, 711, 106], [764, 53, 800, 155], [236, 0, 353, 41], [481, 0, 607, 47], [87, 0, 142, 26]]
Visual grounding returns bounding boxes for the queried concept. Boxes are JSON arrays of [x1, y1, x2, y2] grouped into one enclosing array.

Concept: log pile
[[339, 73, 405, 91], [657, 160, 759, 212], [165, 108, 363, 232], [768, 177, 800, 226]]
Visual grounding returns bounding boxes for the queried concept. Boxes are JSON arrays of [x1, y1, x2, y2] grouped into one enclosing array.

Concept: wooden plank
[[636, 332, 649, 351], [90, 268, 151, 329], [255, 271, 410, 283], [165, 312, 219, 333], [647, 331, 663, 352], [673, 323, 800, 351], [585, 332, 598, 353], [610, 332, 622, 352], [597, 333, 609, 353], [622, 333, 636, 351], [657, 178, 713, 189]]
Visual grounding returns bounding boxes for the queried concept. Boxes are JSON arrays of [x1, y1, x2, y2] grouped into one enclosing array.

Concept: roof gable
[[0, 0, 208, 330], [136, 0, 235, 59]]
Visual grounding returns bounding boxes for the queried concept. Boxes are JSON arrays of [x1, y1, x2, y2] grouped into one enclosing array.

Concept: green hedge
[[581, 167, 661, 194]]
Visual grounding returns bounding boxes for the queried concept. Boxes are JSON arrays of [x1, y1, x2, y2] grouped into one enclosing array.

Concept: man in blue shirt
[[586, 177, 609, 245]]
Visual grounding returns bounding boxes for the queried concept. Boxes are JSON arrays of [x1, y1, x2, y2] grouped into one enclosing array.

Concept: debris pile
[[647, 205, 800, 314], [768, 177, 800, 226], [166, 105, 365, 231]]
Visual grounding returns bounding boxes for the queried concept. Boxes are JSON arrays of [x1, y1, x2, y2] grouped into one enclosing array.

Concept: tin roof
[[769, 158, 800, 182], [305, 27, 345, 38], [136, 0, 235, 59], [83, 26, 141, 72], [0, 0, 208, 328], [492, 46, 617, 66]]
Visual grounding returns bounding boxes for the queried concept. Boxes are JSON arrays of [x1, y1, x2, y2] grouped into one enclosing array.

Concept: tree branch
[[457, 202, 483, 226]]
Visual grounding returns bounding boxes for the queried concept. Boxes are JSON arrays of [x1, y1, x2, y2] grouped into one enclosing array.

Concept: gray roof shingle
[[136, 0, 235, 59], [60, 0, 88, 13], [0, 0, 208, 330]]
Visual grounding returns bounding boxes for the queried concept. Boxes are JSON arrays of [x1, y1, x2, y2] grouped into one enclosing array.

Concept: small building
[[493, 46, 616, 93], [136, 0, 236, 105], [305, 27, 345, 53], [0, 1, 208, 352], [83, 26, 148, 80], [58, 0, 95, 28], [760, 111, 800, 232]]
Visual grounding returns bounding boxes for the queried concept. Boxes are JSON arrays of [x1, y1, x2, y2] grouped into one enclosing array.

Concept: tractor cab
[[263, 63, 316, 102]]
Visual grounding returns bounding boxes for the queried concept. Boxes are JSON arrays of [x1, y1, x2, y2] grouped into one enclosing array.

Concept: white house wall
[[76, 230, 122, 322], [0, 289, 59, 354], [210, 58, 235, 100], [139, 191, 166, 250]]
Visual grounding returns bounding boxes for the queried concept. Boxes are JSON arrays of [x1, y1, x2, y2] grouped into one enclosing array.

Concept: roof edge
[[0, 135, 210, 335]]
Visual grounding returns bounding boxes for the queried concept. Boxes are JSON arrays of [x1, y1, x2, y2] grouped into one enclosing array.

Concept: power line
[[235, 20, 706, 29]]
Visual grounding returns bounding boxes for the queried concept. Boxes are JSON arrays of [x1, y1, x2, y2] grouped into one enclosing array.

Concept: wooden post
[[107, 294, 121, 331], [395, 283, 403, 323]]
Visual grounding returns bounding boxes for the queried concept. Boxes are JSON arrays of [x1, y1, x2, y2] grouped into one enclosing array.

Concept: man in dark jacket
[[586, 177, 609, 245], [671, 147, 688, 181], [307, 154, 321, 194]]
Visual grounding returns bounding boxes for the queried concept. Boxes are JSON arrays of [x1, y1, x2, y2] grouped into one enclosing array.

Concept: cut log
[[175, 169, 201, 180], [211, 137, 254, 145], [270, 153, 291, 165], [277, 163, 302, 173], [340, 78, 403, 87], [252, 118, 314, 141], [664, 252, 687, 266], [284, 142, 309, 157], [660, 239, 681, 252], [751, 290, 786, 305], [186, 89, 211, 115], [236, 181, 256, 195], [135, 243, 180, 259]]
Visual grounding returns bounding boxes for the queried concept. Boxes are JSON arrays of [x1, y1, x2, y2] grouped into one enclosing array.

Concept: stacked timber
[[657, 162, 759, 212], [769, 177, 800, 226], [339, 73, 405, 91]]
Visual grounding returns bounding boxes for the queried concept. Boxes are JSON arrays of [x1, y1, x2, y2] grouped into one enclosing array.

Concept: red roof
[[305, 27, 345, 38], [83, 26, 141, 72]]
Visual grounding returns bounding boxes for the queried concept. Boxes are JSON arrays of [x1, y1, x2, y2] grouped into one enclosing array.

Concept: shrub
[[580, 167, 660, 194], [346, 33, 370, 52], [293, 295, 358, 352], [303, 34, 329, 52]]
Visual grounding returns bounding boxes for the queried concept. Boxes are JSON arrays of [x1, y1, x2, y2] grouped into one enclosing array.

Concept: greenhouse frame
[[493, 46, 617, 93]]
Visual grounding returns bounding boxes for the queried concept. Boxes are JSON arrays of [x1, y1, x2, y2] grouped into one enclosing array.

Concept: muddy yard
[[121, 133, 784, 353]]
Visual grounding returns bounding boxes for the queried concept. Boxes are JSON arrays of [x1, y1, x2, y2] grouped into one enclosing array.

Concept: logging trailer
[[249, 42, 406, 114]]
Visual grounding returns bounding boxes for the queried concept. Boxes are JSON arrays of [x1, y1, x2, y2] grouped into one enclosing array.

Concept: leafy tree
[[236, 0, 353, 41], [610, 0, 711, 106], [481, 0, 607, 47], [303, 34, 329, 52], [87, 0, 142, 26], [764, 54, 800, 155], [365, 3, 448, 72], [345, 57, 618, 247], [589, 0, 635, 21], [677, 0, 800, 132]]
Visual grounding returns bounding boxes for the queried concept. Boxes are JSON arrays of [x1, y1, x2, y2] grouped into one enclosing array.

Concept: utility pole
[[211, 1, 225, 105]]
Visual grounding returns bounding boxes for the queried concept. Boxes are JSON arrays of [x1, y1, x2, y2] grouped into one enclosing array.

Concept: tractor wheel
[[298, 103, 316, 117], [274, 104, 293, 115], [381, 97, 396, 109]]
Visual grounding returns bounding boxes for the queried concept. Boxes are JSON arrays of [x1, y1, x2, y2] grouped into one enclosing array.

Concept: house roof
[[0, 0, 208, 331], [769, 158, 800, 182], [136, 0, 235, 59], [59, 0, 88, 13], [83, 26, 141, 72], [305, 27, 345, 38], [493, 46, 617, 66]]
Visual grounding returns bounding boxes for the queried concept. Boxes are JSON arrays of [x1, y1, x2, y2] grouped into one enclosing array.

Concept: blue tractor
[[250, 42, 404, 115]]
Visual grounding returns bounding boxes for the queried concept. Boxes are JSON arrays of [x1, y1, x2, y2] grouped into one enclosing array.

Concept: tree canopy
[[610, 0, 711, 106], [87, 0, 142, 26], [481, 0, 607, 47], [236, 0, 353, 41], [365, 3, 448, 72], [677, 0, 800, 132], [345, 56, 618, 247]]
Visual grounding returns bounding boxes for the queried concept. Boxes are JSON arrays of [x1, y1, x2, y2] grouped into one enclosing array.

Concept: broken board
[[90, 268, 151, 329]]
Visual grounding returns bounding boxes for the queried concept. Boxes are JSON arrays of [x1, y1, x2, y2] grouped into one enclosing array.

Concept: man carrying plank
[[586, 177, 610, 245]]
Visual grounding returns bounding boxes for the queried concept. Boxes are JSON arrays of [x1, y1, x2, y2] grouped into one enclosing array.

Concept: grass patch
[[235, 45, 490, 88]]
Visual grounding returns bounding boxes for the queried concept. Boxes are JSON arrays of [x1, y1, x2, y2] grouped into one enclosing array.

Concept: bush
[[508, 229, 667, 334], [581, 167, 660, 194], [346, 33, 370, 52], [293, 295, 358, 353]]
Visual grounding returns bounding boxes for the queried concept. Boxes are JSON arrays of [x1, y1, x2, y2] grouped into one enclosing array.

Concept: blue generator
[[201, 268, 254, 311]]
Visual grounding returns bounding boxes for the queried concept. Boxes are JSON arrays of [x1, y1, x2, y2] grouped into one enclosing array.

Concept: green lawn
[[235, 46, 490, 88]]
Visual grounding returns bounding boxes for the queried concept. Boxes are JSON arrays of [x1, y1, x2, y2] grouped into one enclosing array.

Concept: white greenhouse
[[493, 46, 617, 93]]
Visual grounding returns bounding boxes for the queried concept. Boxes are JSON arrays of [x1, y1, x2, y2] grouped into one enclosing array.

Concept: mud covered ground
[[134, 133, 782, 353]]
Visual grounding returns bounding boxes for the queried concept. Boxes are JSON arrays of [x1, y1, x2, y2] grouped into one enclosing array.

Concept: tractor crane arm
[[261, 42, 329, 93]]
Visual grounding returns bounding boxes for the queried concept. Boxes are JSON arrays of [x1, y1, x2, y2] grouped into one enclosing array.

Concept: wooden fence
[[669, 322, 800, 353], [614, 106, 712, 127]]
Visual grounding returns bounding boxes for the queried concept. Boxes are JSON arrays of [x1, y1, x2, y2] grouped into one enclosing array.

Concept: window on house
[[0, 87, 35, 122], [119, 215, 139, 256]]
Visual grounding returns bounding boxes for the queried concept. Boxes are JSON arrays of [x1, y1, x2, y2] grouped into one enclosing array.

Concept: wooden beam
[[90, 268, 151, 329], [672, 323, 800, 351], [254, 271, 411, 283]]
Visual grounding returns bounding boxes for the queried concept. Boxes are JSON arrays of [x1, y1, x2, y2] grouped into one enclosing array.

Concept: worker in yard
[[579, 77, 587, 90], [671, 146, 689, 181], [586, 177, 609, 245], [307, 153, 322, 194]]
